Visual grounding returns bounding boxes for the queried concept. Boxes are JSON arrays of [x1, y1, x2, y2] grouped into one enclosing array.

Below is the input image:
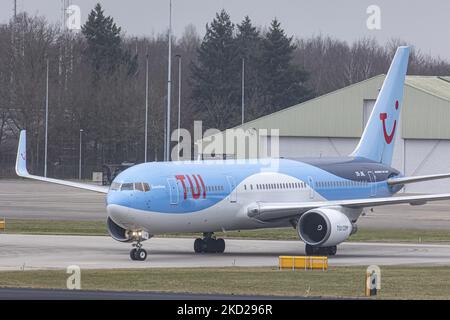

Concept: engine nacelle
[[297, 208, 354, 247], [107, 217, 151, 243], [107, 217, 132, 242]]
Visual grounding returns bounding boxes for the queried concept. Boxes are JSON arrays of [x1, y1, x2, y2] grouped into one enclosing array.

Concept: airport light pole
[[176, 54, 181, 160], [165, 0, 172, 161], [79, 129, 83, 180], [144, 53, 149, 163], [44, 58, 49, 177], [241, 58, 245, 125]]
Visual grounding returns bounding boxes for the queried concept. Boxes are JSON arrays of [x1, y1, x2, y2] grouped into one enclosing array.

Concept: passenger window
[[121, 183, 133, 191]]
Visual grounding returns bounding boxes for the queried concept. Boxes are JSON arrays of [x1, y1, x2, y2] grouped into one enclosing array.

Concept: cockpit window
[[113, 182, 150, 192], [110, 182, 121, 191], [121, 183, 134, 191]]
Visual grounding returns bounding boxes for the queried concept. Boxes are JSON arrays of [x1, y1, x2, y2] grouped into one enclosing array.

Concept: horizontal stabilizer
[[387, 173, 450, 186]]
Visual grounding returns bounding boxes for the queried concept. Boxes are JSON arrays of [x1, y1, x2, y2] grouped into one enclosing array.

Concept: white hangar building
[[200, 75, 450, 193]]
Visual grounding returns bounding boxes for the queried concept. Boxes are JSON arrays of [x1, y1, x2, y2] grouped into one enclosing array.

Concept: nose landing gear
[[128, 230, 150, 261], [194, 232, 225, 253], [130, 242, 147, 261]]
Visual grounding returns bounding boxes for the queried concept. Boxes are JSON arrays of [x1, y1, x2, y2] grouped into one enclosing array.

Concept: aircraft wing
[[387, 173, 450, 186], [16, 130, 109, 194], [247, 193, 450, 221]]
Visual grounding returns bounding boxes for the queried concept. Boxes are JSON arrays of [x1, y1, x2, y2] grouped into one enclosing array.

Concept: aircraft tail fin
[[350, 46, 410, 166]]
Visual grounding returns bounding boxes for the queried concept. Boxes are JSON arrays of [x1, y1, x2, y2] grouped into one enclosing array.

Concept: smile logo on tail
[[380, 100, 399, 144]]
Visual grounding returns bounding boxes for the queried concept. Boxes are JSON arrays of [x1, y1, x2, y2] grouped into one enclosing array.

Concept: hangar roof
[[207, 75, 450, 140], [405, 76, 450, 101]]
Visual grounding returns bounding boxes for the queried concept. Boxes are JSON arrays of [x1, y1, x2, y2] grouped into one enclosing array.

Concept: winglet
[[15, 130, 30, 177]]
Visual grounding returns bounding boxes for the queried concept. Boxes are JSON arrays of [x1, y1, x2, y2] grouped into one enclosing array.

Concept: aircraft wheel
[[216, 238, 225, 253], [327, 246, 337, 256], [136, 248, 147, 261], [305, 244, 315, 255], [194, 238, 203, 253], [204, 238, 216, 253], [130, 248, 137, 260]]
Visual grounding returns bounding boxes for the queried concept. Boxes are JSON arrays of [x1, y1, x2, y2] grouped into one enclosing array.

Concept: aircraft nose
[[106, 191, 131, 207], [106, 193, 131, 225]]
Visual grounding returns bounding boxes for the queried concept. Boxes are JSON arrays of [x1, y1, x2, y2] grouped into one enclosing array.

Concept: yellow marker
[[279, 256, 328, 271]]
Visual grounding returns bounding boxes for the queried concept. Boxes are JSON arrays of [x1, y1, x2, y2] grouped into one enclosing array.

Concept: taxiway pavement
[[1, 234, 450, 271]]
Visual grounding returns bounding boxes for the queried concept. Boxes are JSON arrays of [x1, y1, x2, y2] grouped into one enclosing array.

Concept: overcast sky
[[1, 0, 450, 60]]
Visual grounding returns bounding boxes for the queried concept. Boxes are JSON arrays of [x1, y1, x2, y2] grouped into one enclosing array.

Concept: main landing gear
[[305, 244, 337, 256], [130, 241, 147, 261], [194, 233, 225, 253]]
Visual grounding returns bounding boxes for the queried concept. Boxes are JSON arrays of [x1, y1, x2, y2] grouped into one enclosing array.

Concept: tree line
[[0, 4, 449, 178]]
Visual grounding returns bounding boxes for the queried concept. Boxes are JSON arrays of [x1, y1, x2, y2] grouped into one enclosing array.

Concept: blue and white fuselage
[[107, 157, 400, 235]]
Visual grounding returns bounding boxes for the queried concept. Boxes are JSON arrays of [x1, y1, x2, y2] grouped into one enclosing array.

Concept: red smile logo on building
[[380, 100, 399, 144]]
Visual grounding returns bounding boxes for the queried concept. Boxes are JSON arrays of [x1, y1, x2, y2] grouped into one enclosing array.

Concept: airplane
[[15, 46, 450, 261]]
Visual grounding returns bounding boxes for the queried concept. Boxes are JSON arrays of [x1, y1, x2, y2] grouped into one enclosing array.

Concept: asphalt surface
[[0, 180, 105, 220], [1, 234, 450, 270], [0, 287, 309, 300], [2, 179, 450, 229]]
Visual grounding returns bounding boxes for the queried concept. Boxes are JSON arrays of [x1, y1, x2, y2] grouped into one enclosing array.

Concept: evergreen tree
[[235, 16, 264, 120], [81, 3, 136, 76], [260, 19, 311, 113], [80, 3, 138, 168], [191, 10, 240, 130]]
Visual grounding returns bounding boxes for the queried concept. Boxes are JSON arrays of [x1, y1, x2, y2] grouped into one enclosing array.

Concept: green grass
[[4, 219, 107, 236], [3, 219, 450, 243], [0, 266, 449, 299]]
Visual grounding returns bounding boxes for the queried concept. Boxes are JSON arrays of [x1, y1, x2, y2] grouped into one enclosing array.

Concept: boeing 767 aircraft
[[15, 46, 450, 261]]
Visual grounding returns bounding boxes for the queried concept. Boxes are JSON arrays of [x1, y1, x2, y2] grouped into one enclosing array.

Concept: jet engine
[[297, 208, 356, 247], [107, 217, 150, 243], [107, 217, 133, 242]]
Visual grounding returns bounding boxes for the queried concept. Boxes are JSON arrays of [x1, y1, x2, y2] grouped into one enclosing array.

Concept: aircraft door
[[226, 176, 237, 203], [308, 176, 315, 199], [167, 178, 179, 205]]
